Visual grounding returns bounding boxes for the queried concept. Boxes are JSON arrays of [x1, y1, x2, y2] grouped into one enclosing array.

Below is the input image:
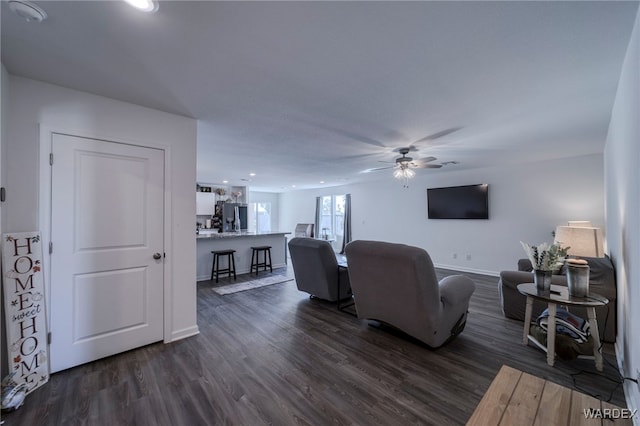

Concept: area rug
[[212, 275, 294, 295]]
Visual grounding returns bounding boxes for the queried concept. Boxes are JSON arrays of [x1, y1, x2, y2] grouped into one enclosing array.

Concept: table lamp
[[554, 225, 604, 258], [567, 220, 592, 228], [554, 224, 604, 297]]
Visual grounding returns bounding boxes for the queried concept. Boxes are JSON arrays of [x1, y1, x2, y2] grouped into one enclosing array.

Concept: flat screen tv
[[427, 184, 489, 219]]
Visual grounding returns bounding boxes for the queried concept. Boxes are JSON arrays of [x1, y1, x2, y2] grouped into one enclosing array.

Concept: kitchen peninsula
[[196, 231, 291, 281]]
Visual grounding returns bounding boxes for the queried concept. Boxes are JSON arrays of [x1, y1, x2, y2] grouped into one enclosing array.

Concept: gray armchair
[[344, 240, 476, 348], [288, 237, 350, 302]]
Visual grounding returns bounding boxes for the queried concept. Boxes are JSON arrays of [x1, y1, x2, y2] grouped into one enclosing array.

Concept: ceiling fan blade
[[360, 165, 395, 173], [413, 126, 463, 144], [300, 120, 389, 148], [413, 163, 443, 169], [325, 127, 387, 148], [332, 153, 380, 162], [414, 156, 437, 164]]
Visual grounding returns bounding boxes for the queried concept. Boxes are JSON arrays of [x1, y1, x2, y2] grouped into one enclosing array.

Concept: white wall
[[605, 6, 640, 418], [4, 76, 199, 352], [0, 64, 8, 378], [1, 65, 6, 229], [280, 154, 604, 276]]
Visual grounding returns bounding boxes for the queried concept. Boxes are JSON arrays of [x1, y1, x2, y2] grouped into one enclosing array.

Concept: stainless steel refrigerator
[[222, 203, 248, 232]]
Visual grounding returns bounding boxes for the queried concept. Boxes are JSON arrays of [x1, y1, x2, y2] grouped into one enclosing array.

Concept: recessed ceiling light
[[123, 0, 158, 13], [222, 180, 229, 184], [249, 173, 256, 177], [319, 181, 325, 184], [8, 1, 47, 22], [291, 185, 296, 188]]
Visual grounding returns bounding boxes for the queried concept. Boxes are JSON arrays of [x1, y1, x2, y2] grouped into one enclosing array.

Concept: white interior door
[[49, 134, 164, 372]]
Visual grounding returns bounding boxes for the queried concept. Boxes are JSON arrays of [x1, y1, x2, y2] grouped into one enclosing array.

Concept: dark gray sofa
[[498, 256, 616, 342]]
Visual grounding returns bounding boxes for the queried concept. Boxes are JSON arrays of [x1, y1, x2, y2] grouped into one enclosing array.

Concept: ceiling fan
[[361, 147, 448, 187], [357, 126, 462, 187], [362, 148, 443, 172]]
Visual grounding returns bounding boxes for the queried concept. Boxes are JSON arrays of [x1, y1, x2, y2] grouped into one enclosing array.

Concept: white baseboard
[[197, 262, 287, 282], [434, 263, 500, 277], [168, 325, 200, 342], [615, 341, 640, 425]]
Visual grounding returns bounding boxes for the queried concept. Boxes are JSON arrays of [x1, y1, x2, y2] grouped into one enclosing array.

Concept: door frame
[[38, 125, 174, 345]]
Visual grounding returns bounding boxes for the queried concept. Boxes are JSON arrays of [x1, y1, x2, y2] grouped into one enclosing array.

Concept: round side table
[[517, 283, 608, 371]]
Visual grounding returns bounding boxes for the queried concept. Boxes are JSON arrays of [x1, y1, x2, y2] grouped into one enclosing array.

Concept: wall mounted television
[[427, 184, 489, 219]]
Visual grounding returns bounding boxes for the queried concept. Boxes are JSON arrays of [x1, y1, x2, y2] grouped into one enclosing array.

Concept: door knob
[[153, 253, 162, 260]]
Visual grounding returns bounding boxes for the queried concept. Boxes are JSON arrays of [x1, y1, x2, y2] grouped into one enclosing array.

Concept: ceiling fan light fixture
[[393, 167, 415, 179], [123, 0, 158, 13], [8, 0, 47, 22], [393, 165, 415, 188]]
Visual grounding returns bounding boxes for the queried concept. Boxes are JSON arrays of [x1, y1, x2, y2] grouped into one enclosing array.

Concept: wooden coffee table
[[467, 365, 632, 425], [517, 283, 608, 371]]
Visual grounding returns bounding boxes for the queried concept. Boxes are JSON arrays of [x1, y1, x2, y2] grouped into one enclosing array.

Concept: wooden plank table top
[[467, 365, 633, 426]]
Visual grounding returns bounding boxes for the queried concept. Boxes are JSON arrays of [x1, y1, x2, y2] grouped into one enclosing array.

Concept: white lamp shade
[[567, 221, 593, 228], [554, 226, 604, 257]]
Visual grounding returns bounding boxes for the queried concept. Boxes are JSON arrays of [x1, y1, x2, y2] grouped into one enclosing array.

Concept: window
[[248, 202, 271, 233], [319, 194, 345, 248]]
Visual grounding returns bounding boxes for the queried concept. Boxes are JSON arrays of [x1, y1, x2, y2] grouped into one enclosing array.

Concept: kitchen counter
[[196, 231, 291, 280], [196, 230, 289, 239]]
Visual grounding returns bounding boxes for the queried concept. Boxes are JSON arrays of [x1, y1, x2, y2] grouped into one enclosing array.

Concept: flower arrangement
[[231, 191, 242, 202], [215, 188, 226, 196], [520, 241, 570, 272]]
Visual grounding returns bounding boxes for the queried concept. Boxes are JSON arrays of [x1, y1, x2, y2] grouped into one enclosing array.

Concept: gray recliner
[[288, 237, 350, 302], [344, 240, 476, 348]]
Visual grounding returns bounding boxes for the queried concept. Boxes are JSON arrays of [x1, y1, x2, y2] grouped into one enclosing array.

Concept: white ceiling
[[2, 1, 638, 191]]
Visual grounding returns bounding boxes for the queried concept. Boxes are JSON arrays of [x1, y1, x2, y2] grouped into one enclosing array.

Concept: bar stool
[[211, 249, 237, 283], [250, 246, 272, 275]]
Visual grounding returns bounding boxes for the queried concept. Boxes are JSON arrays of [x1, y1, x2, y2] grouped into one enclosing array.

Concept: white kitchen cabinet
[[196, 192, 215, 215]]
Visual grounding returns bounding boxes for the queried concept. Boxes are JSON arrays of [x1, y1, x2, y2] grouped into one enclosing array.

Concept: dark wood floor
[[2, 266, 627, 425]]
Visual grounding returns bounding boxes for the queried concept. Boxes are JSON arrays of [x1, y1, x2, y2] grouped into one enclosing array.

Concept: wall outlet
[[466, 254, 472, 261], [452, 253, 458, 260]]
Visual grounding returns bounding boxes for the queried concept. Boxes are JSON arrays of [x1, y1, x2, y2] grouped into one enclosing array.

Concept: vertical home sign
[[2, 232, 49, 394]]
